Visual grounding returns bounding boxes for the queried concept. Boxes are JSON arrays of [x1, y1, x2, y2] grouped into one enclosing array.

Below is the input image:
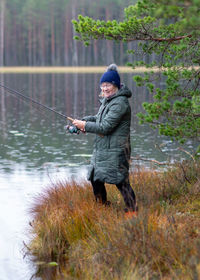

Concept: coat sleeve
[[82, 115, 97, 122], [85, 99, 128, 135]]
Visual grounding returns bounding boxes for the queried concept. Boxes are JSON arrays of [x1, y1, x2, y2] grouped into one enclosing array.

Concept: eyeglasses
[[100, 83, 113, 90]]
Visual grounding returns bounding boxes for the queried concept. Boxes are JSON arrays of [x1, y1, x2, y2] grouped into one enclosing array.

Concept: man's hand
[[72, 119, 86, 131]]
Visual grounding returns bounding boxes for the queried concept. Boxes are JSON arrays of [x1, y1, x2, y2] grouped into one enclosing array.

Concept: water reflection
[[1, 72, 194, 173], [0, 74, 7, 139], [0, 72, 197, 280]]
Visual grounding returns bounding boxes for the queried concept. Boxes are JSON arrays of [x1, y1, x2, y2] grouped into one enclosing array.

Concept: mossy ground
[[28, 160, 200, 280]]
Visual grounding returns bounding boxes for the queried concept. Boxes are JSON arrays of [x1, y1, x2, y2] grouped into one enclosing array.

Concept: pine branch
[[97, 33, 193, 43]]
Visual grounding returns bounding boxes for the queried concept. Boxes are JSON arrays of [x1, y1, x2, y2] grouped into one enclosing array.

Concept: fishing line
[[0, 83, 73, 121]]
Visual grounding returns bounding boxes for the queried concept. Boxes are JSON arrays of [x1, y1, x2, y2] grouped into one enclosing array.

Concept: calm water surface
[[0, 72, 196, 279]]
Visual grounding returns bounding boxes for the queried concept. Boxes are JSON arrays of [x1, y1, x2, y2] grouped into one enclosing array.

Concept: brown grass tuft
[[28, 160, 200, 280]]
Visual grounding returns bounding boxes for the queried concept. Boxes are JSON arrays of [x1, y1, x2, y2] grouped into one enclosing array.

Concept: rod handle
[[67, 117, 74, 122]]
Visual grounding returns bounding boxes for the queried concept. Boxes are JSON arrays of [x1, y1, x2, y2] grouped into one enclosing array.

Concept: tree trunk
[[120, 42, 123, 65], [0, 0, 5, 66], [28, 18, 32, 66], [39, 19, 45, 65], [105, 7, 114, 64], [72, 0, 78, 66], [33, 19, 37, 65], [93, 40, 98, 65], [64, 11, 72, 65], [51, 7, 56, 65]]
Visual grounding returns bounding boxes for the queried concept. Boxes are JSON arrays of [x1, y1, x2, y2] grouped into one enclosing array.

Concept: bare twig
[[179, 162, 192, 184], [178, 147, 196, 163], [131, 156, 170, 165]]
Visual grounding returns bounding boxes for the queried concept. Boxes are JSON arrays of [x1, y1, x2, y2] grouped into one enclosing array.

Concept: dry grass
[[28, 160, 200, 280]]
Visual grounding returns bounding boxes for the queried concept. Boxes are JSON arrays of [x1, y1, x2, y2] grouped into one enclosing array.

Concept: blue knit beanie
[[100, 64, 121, 89]]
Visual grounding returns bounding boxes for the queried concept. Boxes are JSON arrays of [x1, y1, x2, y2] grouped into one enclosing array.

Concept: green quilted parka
[[84, 85, 132, 184]]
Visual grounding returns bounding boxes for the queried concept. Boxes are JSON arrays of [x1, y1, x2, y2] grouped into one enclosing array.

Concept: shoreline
[[0, 66, 147, 73], [0, 66, 198, 74]]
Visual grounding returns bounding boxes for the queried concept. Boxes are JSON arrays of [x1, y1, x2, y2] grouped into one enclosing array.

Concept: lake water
[[0, 72, 196, 280]]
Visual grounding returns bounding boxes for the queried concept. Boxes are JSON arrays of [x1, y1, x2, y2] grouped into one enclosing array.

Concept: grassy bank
[[28, 160, 200, 280]]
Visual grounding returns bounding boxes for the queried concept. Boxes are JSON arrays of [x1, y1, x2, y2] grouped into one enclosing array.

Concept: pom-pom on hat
[[100, 64, 121, 89]]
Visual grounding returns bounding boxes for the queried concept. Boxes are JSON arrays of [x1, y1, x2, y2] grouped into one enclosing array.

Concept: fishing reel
[[64, 124, 80, 134]]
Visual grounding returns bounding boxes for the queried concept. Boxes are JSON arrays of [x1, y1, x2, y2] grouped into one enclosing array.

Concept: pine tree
[[73, 0, 200, 155]]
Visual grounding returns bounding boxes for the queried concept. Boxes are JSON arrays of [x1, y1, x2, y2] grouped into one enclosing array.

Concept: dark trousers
[[91, 177, 136, 211]]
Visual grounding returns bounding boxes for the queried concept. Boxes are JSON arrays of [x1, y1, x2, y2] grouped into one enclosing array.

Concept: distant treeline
[[0, 0, 143, 66]]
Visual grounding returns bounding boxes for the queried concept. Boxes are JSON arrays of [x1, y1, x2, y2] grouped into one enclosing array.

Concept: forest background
[[0, 0, 138, 67]]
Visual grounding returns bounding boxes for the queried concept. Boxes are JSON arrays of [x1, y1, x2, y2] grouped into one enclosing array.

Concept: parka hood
[[106, 84, 132, 101]]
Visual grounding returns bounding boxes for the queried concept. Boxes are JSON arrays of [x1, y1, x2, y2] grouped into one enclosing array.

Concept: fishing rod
[[0, 83, 79, 133]]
